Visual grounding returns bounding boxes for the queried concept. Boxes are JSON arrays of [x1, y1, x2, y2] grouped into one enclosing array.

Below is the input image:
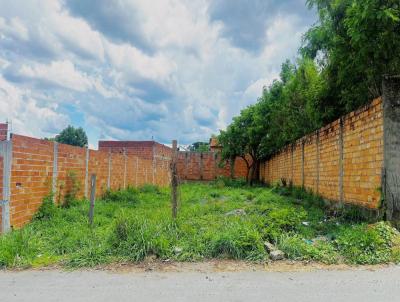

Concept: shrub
[[139, 184, 161, 194], [214, 176, 247, 188], [110, 212, 172, 261], [102, 187, 139, 204], [34, 194, 57, 220], [278, 234, 339, 264], [207, 220, 267, 261], [0, 228, 40, 268], [261, 207, 307, 241], [335, 222, 396, 264], [63, 170, 81, 207]]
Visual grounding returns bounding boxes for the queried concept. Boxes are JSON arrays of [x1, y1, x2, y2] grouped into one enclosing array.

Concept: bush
[[139, 184, 161, 194], [207, 220, 267, 261], [261, 207, 307, 241], [0, 228, 40, 268], [335, 222, 396, 264], [110, 212, 172, 261], [278, 234, 339, 264], [102, 187, 139, 203], [34, 195, 57, 220], [214, 176, 247, 188]]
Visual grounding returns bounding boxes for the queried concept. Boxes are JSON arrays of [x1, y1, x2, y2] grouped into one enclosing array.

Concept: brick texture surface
[[0, 123, 7, 141], [261, 98, 384, 209], [176, 151, 250, 181], [4, 135, 171, 229], [0, 155, 3, 228]]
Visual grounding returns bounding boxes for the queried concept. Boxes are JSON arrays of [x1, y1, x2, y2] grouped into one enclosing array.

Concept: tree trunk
[[229, 157, 235, 179]]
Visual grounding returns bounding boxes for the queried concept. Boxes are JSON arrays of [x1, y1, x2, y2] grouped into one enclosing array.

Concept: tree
[[302, 0, 400, 112], [188, 142, 210, 152], [55, 125, 88, 147], [218, 105, 264, 184]]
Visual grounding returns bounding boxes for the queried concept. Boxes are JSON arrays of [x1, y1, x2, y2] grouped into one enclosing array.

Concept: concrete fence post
[[152, 143, 155, 185], [123, 148, 127, 189], [107, 149, 112, 190], [84, 147, 89, 199], [0, 140, 12, 233], [291, 144, 294, 184], [200, 152, 204, 180], [316, 130, 320, 194], [52, 142, 58, 203], [135, 157, 139, 187], [339, 117, 344, 204], [382, 75, 400, 221], [301, 140, 305, 188]]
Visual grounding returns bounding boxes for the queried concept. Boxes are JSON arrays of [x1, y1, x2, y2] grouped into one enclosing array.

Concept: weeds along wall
[[260, 97, 384, 209], [0, 134, 171, 231]]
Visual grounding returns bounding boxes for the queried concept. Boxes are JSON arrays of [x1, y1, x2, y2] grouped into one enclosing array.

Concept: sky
[[0, 0, 316, 148]]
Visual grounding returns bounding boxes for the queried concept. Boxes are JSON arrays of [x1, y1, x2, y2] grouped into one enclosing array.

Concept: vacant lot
[[1, 179, 400, 268]]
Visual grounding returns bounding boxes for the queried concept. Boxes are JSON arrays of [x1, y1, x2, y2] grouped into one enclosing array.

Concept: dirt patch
[[46, 259, 393, 274]]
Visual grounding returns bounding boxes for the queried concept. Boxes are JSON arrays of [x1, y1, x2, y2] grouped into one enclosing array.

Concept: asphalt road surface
[[1, 266, 400, 302]]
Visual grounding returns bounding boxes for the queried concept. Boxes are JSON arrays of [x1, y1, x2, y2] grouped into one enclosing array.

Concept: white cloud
[[17, 60, 92, 92], [0, 75, 69, 137], [0, 0, 316, 145]]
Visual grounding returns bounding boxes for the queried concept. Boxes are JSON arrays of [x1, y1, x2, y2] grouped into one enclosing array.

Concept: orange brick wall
[[176, 151, 250, 181], [0, 123, 7, 141], [10, 135, 54, 228], [0, 155, 3, 228], [261, 98, 384, 209], [342, 99, 383, 207], [4, 135, 171, 229]]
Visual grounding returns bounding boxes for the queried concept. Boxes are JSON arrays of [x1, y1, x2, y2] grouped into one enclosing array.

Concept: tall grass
[[0, 182, 399, 268]]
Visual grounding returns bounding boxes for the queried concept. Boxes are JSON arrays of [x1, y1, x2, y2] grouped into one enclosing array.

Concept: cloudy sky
[[0, 0, 316, 148]]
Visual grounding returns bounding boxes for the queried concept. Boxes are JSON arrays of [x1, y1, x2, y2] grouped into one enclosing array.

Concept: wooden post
[[88, 174, 96, 226], [171, 140, 179, 219]]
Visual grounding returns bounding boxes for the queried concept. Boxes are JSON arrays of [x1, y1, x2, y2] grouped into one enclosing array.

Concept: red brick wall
[[260, 98, 384, 209], [4, 135, 171, 229], [176, 151, 250, 181], [0, 155, 3, 228], [0, 123, 7, 141], [56, 143, 86, 202], [11, 135, 54, 228]]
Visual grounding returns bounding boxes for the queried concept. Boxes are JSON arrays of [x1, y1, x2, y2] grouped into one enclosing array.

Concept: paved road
[[1, 266, 400, 302]]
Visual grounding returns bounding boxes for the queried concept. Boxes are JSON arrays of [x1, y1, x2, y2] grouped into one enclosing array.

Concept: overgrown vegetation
[[1, 182, 399, 269], [218, 0, 400, 180]]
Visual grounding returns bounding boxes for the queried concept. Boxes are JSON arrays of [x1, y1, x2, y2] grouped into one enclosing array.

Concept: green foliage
[[188, 142, 210, 152], [303, 0, 400, 111], [139, 184, 161, 194], [0, 228, 40, 268], [34, 194, 57, 220], [214, 176, 247, 188], [335, 222, 397, 264], [1, 183, 400, 269], [278, 234, 339, 264], [55, 125, 88, 147], [219, 0, 400, 162], [102, 187, 139, 204], [63, 170, 81, 207]]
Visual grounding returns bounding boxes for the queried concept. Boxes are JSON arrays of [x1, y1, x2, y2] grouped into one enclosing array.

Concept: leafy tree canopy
[[188, 142, 210, 152], [218, 0, 400, 183], [55, 125, 88, 147]]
